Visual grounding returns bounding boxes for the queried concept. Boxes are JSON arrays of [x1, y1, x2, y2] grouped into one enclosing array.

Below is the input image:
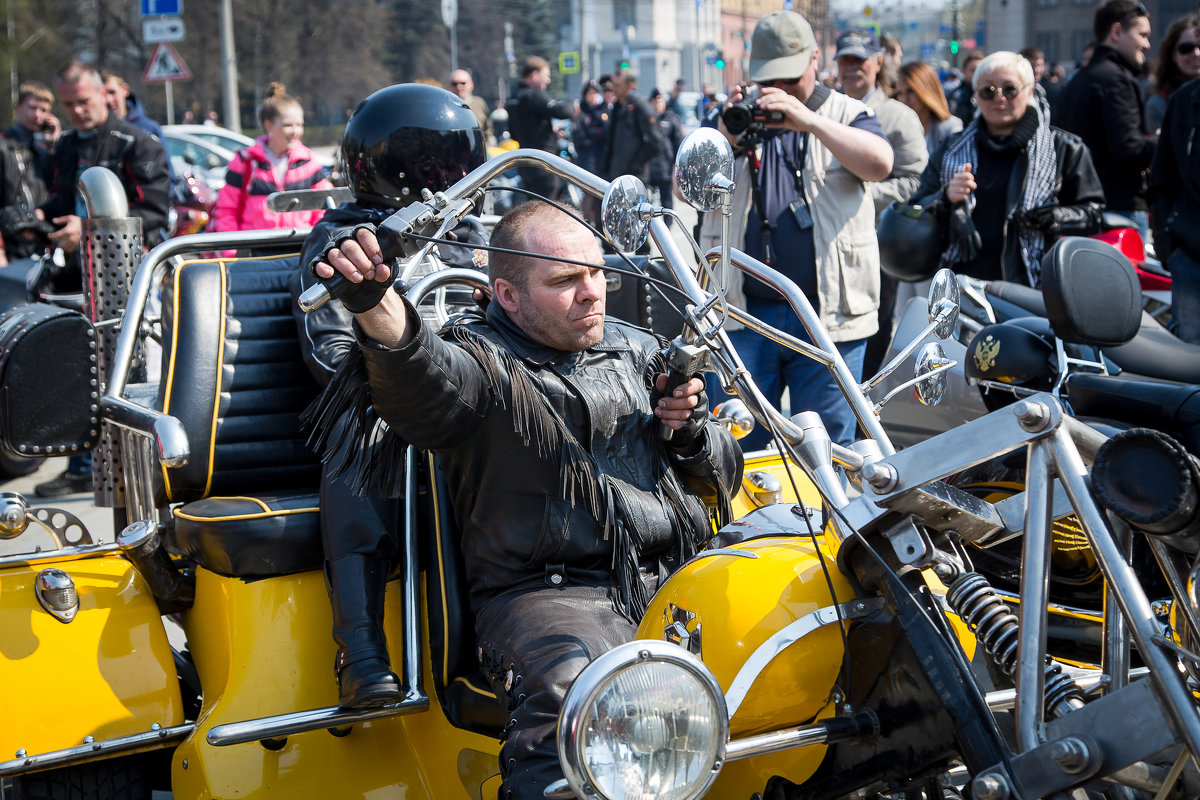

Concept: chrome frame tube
[[0, 723, 192, 777], [206, 446, 430, 749], [725, 721, 832, 762], [1049, 428, 1200, 765], [985, 667, 1149, 712], [700, 247, 893, 455], [406, 268, 489, 306], [205, 696, 431, 747], [1103, 513, 1133, 692], [100, 395, 188, 466], [1147, 537, 1200, 663], [1016, 442, 1055, 752], [401, 445, 423, 703]]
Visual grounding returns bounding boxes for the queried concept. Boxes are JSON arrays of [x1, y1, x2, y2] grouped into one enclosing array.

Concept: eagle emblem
[[973, 335, 1001, 373]]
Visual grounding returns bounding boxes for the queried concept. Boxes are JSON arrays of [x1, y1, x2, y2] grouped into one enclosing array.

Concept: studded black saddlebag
[[0, 303, 99, 459]]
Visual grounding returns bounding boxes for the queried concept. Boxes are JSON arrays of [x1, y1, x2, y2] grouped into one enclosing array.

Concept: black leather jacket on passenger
[[350, 299, 743, 618], [912, 124, 1105, 285], [291, 202, 487, 386], [40, 114, 170, 248]]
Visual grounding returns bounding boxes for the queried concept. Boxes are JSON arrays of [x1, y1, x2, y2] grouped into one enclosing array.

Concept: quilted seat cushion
[[168, 492, 322, 578]]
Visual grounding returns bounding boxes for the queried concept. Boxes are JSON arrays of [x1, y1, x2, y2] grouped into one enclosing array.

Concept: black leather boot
[[325, 554, 402, 709]]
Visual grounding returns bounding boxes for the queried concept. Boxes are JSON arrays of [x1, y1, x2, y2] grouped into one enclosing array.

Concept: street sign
[[558, 51, 580, 74], [143, 42, 191, 83], [143, 17, 185, 43], [441, 0, 457, 29], [140, 0, 181, 15]]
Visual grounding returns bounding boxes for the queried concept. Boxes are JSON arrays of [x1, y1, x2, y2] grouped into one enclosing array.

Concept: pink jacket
[[211, 137, 333, 234]]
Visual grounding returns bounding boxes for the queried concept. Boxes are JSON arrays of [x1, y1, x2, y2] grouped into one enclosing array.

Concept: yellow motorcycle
[[1, 132, 1198, 800]]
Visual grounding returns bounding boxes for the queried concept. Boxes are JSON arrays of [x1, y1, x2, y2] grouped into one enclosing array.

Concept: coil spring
[[946, 572, 1021, 676], [946, 572, 1085, 714]]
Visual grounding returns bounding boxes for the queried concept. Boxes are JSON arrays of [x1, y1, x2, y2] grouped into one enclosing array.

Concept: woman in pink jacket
[[212, 83, 333, 234]]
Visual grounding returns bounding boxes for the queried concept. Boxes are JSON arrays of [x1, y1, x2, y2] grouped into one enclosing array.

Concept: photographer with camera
[[0, 82, 60, 265], [699, 9, 892, 450]]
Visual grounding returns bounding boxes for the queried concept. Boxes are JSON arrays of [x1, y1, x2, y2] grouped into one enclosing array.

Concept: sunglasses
[[1177, 42, 1200, 56], [759, 76, 803, 87], [450, 80, 470, 86], [976, 83, 1024, 101]]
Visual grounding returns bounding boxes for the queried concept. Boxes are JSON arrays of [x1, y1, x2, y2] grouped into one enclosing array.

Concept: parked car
[[163, 130, 235, 192], [163, 124, 255, 155]]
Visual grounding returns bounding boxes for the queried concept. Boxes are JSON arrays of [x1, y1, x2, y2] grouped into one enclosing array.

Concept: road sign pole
[[164, 81, 174, 125]]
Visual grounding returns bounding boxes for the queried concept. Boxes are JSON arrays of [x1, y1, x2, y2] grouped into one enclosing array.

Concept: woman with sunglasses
[[895, 61, 963, 156], [908, 51, 1104, 286], [1147, 16, 1200, 134]]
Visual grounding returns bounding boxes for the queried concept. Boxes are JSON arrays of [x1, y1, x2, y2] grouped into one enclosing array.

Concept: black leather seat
[[422, 452, 507, 737], [157, 255, 325, 578], [157, 253, 506, 732]]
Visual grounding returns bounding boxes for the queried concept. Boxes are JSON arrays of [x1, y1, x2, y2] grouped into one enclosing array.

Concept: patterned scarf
[[938, 93, 1059, 285]]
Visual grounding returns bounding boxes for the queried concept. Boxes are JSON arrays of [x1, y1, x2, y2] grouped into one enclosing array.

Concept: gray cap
[[834, 29, 881, 61], [749, 11, 817, 83]]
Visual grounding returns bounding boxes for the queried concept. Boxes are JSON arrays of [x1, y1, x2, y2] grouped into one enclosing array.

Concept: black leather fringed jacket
[[320, 298, 744, 621]]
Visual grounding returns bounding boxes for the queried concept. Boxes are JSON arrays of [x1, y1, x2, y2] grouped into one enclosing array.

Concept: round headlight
[[558, 639, 728, 800]]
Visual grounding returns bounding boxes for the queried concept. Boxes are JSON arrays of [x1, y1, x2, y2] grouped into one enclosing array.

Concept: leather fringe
[[300, 346, 408, 499]]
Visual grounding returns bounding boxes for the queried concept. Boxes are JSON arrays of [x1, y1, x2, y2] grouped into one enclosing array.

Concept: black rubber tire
[[10, 759, 150, 800]]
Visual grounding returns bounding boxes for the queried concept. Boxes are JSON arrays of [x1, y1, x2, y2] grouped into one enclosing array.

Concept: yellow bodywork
[[0, 552, 183, 760], [638, 449, 979, 795], [171, 567, 503, 800]]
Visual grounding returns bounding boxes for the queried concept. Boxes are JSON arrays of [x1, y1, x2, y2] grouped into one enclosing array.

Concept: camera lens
[[722, 104, 753, 136]]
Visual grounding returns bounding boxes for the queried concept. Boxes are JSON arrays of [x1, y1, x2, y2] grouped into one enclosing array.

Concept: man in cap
[[834, 27, 928, 376], [700, 10, 893, 450]]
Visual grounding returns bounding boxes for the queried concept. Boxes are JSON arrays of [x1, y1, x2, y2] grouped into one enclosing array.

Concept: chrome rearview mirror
[[713, 398, 754, 440], [928, 269, 961, 340], [675, 128, 735, 212], [601, 175, 651, 254], [914, 342, 952, 406]]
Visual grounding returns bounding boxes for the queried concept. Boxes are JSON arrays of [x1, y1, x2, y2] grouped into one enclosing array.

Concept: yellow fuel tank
[[0, 552, 183, 760]]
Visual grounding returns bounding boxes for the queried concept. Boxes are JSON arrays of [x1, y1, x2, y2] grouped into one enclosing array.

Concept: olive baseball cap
[[749, 11, 817, 83]]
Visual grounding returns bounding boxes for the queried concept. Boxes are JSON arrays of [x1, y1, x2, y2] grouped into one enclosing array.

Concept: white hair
[[972, 51, 1035, 90]]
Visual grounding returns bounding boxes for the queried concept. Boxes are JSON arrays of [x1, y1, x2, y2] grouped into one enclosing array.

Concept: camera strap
[[750, 132, 810, 267]]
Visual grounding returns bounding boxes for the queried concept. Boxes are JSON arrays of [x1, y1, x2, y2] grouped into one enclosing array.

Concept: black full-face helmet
[[341, 83, 486, 210]]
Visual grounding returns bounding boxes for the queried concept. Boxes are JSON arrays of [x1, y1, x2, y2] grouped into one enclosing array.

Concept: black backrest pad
[[158, 256, 322, 502], [1040, 237, 1141, 347]]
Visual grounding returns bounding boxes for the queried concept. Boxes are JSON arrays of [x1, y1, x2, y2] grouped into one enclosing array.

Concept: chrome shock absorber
[[946, 572, 1084, 719]]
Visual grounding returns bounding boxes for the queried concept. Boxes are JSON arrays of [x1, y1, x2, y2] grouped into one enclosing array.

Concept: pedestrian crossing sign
[[143, 42, 191, 83], [558, 51, 580, 75]]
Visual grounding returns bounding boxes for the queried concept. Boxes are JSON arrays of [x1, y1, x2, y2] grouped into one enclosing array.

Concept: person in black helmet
[[289, 83, 489, 709]]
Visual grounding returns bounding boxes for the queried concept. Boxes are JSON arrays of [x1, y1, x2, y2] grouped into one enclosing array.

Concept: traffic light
[[949, 40, 959, 55], [619, 59, 630, 70], [714, 57, 726, 69]]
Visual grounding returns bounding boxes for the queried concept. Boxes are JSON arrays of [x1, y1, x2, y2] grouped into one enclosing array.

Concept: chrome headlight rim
[[557, 638, 729, 800]]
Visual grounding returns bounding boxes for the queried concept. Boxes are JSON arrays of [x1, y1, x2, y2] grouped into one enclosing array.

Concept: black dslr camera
[[722, 86, 785, 136]]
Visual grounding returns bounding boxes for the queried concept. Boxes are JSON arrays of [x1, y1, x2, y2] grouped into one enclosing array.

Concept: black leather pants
[[475, 577, 659, 800]]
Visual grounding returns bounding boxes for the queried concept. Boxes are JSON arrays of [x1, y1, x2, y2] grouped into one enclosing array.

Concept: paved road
[[0, 457, 121, 555]]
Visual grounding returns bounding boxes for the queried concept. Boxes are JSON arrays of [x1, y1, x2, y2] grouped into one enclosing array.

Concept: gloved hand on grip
[[651, 373, 709, 452], [1013, 203, 1102, 237], [308, 223, 397, 314], [0, 206, 54, 238]]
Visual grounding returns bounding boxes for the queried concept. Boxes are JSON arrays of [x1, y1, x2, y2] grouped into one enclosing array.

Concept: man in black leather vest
[[309, 201, 743, 800]]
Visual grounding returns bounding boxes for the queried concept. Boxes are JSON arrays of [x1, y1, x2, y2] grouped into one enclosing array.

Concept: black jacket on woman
[[912, 115, 1105, 286]]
